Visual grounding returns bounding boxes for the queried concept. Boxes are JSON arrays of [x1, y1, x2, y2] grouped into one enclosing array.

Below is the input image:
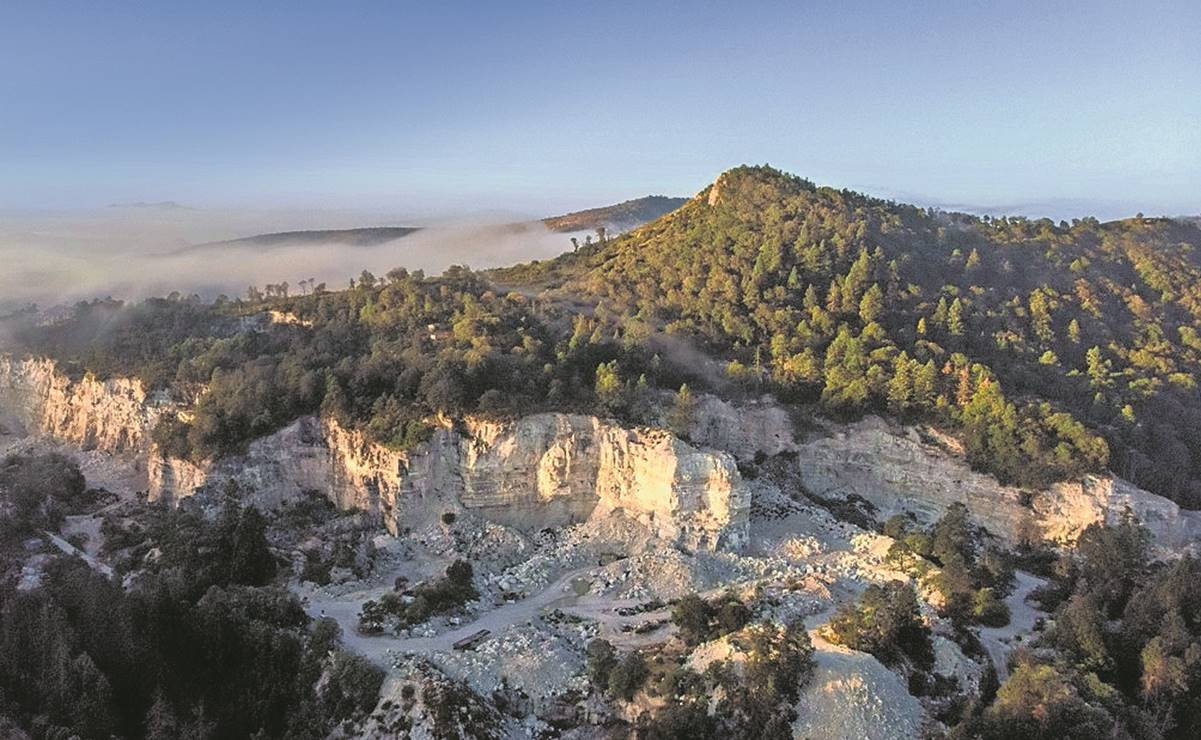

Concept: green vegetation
[[358, 558, 477, 632], [883, 503, 1015, 628], [505, 165, 1201, 505], [0, 498, 380, 740], [16, 267, 690, 464], [954, 519, 1201, 739], [0, 452, 87, 535], [541, 195, 687, 233], [16, 166, 1201, 508], [642, 619, 815, 740], [827, 580, 934, 670], [670, 591, 752, 646]]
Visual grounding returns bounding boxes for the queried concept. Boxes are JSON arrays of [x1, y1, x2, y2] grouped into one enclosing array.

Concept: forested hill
[[504, 165, 1201, 506], [11, 166, 1201, 509]]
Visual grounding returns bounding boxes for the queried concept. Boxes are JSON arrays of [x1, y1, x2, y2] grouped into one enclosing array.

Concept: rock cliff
[[687, 394, 797, 462], [148, 414, 751, 551], [0, 355, 167, 455], [795, 415, 1201, 554]]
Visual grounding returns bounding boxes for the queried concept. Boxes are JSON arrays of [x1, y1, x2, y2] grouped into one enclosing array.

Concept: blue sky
[[2, 1, 1198, 217]]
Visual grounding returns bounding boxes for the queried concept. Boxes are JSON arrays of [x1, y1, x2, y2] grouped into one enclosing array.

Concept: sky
[[2, 0, 1199, 218]]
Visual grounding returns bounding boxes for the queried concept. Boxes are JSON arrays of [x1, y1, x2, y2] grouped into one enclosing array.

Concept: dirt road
[[979, 570, 1046, 680], [300, 566, 595, 666]]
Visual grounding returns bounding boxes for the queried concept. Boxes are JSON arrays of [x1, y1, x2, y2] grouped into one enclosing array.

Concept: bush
[[671, 592, 749, 646], [608, 652, 649, 700], [828, 581, 933, 669], [320, 651, 385, 721], [585, 639, 617, 689], [973, 588, 1011, 627]]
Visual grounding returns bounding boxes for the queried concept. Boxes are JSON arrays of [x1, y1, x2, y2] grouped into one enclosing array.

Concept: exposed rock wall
[[796, 416, 1201, 554], [688, 394, 797, 462], [149, 414, 751, 551], [0, 355, 166, 454]]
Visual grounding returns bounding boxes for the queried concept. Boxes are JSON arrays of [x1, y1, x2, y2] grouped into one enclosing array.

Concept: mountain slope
[[512, 165, 1201, 506]]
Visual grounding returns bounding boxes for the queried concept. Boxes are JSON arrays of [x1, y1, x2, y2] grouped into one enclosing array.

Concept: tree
[[608, 652, 649, 700], [1086, 346, 1112, 390], [586, 639, 617, 689], [446, 559, 473, 587], [948, 297, 965, 336], [887, 354, 913, 413], [978, 659, 1113, 739], [802, 283, 820, 309], [145, 691, 181, 740], [858, 283, 885, 324], [672, 594, 715, 646], [595, 360, 623, 410], [827, 581, 932, 669], [228, 507, 276, 586], [319, 651, 385, 721], [667, 384, 696, 437], [821, 325, 869, 411]]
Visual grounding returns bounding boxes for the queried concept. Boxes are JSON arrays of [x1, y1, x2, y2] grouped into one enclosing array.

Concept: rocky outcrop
[[0, 355, 167, 454], [149, 414, 751, 551], [688, 394, 797, 462], [796, 416, 1201, 554]]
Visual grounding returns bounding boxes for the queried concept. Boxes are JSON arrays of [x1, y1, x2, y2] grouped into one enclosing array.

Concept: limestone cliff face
[[796, 416, 1201, 554], [0, 355, 167, 454], [687, 394, 797, 462], [455, 415, 748, 550], [149, 414, 751, 551]]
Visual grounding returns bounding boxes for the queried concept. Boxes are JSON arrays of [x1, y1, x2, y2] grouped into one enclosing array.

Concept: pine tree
[[821, 324, 869, 410], [858, 284, 885, 324], [1086, 346, 1112, 389], [1067, 318, 1082, 344], [825, 279, 843, 314], [887, 354, 913, 413], [802, 284, 820, 310], [229, 507, 277, 586], [786, 266, 802, 290], [948, 298, 965, 337], [145, 691, 181, 740], [912, 360, 938, 408], [594, 360, 623, 409], [933, 297, 949, 326], [667, 384, 696, 437]]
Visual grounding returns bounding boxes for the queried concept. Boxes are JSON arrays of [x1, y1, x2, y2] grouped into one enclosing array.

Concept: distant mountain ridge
[[180, 226, 422, 253], [542, 195, 687, 233], [107, 200, 194, 210], [175, 196, 687, 254]]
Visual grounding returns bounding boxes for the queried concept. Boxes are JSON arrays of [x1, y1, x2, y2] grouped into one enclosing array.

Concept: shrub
[[320, 651, 385, 721], [585, 639, 617, 689], [608, 652, 649, 700], [828, 581, 933, 669]]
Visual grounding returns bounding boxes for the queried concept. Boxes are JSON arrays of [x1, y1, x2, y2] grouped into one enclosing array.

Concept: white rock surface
[[795, 415, 1201, 553], [146, 413, 751, 552], [792, 638, 925, 740]]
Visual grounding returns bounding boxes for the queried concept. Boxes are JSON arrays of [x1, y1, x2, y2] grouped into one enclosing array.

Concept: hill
[[542, 195, 687, 233], [180, 226, 422, 253], [504, 165, 1201, 506]]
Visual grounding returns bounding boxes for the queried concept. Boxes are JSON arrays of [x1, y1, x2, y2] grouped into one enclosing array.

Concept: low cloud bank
[[0, 208, 573, 311]]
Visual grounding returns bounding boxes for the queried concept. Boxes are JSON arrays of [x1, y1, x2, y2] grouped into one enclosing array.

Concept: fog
[[0, 206, 575, 312]]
